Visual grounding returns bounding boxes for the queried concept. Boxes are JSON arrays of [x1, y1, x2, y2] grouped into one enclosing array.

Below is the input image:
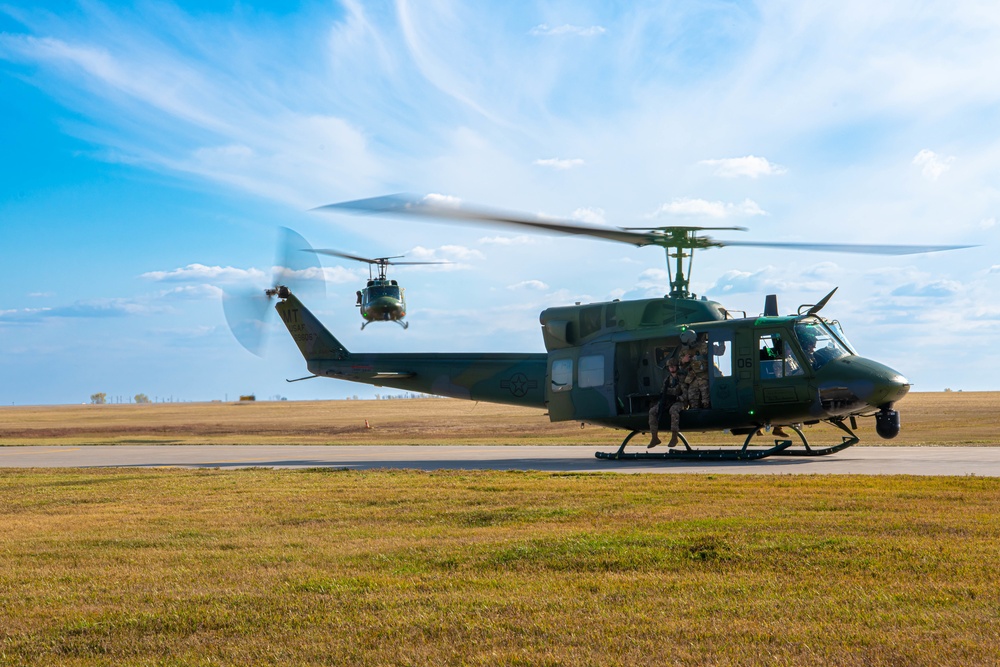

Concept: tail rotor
[[222, 227, 325, 356]]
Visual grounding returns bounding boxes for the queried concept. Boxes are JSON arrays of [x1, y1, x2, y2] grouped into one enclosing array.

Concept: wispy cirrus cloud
[[529, 24, 606, 37], [533, 157, 585, 170]]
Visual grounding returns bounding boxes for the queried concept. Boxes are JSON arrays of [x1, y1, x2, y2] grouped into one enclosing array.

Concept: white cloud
[[405, 245, 483, 269], [273, 266, 362, 285], [980, 218, 996, 230], [141, 264, 266, 283], [423, 193, 462, 208], [533, 157, 585, 170], [529, 24, 606, 37], [507, 280, 548, 291], [478, 235, 534, 245], [651, 198, 767, 218], [801, 261, 841, 280], [570, 207, 606, 224], [699, 155, 787, 178], [157, 285, 224, 300], [912, 149, 955, 180], [705, 268, 776, 294], [890, 280, 962, 298]]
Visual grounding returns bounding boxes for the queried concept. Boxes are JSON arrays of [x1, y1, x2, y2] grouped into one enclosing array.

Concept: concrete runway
[[2, 445, 1000, 475]]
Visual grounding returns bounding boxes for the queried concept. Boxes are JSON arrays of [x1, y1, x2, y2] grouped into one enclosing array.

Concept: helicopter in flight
[[229, 195, 972, 461], [310, 249, 451, 330]]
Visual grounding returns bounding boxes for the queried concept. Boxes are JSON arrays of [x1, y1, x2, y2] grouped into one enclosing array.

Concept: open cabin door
[[708, 329, 738, 410]]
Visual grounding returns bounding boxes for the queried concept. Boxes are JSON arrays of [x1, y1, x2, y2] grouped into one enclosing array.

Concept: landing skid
[[595, 430, 793, 461], [595, 418, 859, 462], [769, 420, 859, 457], [360, 319, 409, 330]]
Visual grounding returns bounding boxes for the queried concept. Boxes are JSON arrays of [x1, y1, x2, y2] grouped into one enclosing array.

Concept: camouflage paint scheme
[[277, 291, 910, 435]]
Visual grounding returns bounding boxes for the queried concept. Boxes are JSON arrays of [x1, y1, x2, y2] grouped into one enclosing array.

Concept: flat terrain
[[4, 393, 999, 665], [2, 391, 999, 446], [2, 469, 999, 666]]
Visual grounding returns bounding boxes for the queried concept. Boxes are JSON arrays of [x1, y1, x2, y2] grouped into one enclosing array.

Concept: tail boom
[[276, 292, 546, 408]]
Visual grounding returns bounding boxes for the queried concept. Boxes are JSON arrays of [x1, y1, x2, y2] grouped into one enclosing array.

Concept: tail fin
[[275, 292, 349, 361]]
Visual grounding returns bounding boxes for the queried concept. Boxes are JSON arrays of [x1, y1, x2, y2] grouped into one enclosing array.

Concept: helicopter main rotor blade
[[313, 249, 381, 264], [314, 194, 662, 247], [717, 240, 976, 255], [317, 194, 976, 256], [386, 261, 453, 266]]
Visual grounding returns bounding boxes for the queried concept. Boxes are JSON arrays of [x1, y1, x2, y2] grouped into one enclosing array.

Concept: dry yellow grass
[[1, 391, 998, 446], [2, 468, 999, 666]]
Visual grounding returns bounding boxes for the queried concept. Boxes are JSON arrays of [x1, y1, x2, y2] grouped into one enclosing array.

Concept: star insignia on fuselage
[[500, 372, 537, 398]]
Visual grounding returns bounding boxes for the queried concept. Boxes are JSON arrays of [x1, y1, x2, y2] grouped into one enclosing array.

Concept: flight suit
[[648, 370, 684, 447], [680, 338, 711, 409]]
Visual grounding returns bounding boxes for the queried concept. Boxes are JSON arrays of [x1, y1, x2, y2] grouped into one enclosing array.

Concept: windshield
[[825, 319, 858, 354], [794, 319, 852, 371]]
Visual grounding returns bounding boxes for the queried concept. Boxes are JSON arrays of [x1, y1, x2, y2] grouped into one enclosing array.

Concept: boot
[[647, 434, 661, 448], [666, 431, 679, 448], [772, 426, 789, 437]]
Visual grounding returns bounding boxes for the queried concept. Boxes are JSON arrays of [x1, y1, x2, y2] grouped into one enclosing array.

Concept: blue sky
[[2, 0, 998, 405]]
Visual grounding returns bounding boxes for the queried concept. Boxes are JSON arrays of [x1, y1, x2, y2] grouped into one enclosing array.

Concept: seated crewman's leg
[[667, 401, 682, 448], [647, 404, 662, 448]]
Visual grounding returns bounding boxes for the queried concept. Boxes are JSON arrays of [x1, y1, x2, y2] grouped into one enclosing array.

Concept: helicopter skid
[[596, 429, 794, 461], [767, 421, 860, 457]]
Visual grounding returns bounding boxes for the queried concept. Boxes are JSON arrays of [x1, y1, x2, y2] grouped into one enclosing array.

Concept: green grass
[[2, 469, 999, 665]]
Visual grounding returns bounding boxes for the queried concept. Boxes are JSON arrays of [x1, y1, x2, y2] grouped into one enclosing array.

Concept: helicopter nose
[[815, 357, 910, 415]]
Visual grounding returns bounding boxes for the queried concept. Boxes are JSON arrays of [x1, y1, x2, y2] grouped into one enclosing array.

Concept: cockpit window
[[794, 319, 851, 371], [758, 333, 804, 379], [825, 320, 858, 354]]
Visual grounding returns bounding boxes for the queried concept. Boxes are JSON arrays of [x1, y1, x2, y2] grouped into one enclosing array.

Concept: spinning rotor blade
[[313, 249, 398, 264], [222, 287, 272, 357], [223, 227, 326, 357], [313, 248, 452, 267], [314, 194, 660, 246], [717, 240, 975, 255], [275, 227, 326, 299], [316, 194, 976, 256]]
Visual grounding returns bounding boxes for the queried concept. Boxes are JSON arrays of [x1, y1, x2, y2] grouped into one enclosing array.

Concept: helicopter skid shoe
[[769, 420, 860, 457], [396, 319, 409, 330], [595, 430, 793, 461]]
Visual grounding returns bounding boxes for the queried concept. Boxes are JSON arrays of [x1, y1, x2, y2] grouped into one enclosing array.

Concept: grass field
[[3, 394, 999, 664], [2, 468, 1000, 666], [1, 391, 999, 447]]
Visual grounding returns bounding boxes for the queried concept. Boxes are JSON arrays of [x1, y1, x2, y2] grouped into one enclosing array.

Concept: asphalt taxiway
[[2, 445, 1000, 475]]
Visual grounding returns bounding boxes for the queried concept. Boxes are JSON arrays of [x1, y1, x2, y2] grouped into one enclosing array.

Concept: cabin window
[[759, 333, 804, 379], [579, 355, 604, 388], [710, 333, 733, 378], [551, 359, 573, 392]]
